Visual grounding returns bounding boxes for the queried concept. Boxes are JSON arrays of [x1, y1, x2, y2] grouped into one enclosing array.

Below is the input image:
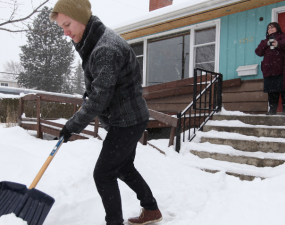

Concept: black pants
[[268, 92, 285, 113], [93, 120, 158, 225]]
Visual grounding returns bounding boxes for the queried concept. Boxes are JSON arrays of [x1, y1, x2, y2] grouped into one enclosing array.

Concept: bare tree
[[2, 60, 24, 79], [0, 0, 49, 33]]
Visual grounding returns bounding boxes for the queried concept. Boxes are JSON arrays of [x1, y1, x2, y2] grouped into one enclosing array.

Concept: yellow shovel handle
[[29, 136, 64, 189]]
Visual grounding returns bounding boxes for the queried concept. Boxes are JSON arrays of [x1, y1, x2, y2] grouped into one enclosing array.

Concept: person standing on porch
[[255, 22, 285, 115], [49, 0, 163, 224]]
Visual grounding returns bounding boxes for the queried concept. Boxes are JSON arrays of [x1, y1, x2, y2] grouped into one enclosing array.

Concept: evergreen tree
[[73, 60, 85, 95], [61, 68, 75, 94], [18, 7, 74, 93]]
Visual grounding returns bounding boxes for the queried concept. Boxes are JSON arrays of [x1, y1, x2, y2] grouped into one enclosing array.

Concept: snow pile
[[0, 214, 27, 225], [0, 93, 21, 99], [216, 107, 248, 115]]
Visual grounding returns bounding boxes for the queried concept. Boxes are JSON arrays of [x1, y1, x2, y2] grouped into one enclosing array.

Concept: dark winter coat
[[255, 32, 285, 78], [65, 16, 149, 133]]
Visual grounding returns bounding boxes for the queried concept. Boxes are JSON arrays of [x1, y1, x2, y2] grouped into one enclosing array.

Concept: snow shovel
[[0, 136, 64, 225]]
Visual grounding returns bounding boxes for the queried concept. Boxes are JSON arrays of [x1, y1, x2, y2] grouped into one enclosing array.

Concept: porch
[[17, 71, 262, 152]]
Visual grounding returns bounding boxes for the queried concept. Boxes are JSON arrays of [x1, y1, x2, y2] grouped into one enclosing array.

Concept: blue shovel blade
[[0, 181, 54, 225]]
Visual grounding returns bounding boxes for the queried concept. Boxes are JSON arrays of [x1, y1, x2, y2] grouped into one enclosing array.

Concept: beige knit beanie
[[52, 0, 92, 25]]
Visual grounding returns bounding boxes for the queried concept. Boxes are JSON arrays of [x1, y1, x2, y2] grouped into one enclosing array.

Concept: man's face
[[56, 13, 86, 43]]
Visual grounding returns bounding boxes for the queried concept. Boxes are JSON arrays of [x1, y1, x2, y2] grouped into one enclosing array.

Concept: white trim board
[[113, 0, 240, 34], [272, 6, 285, 22]]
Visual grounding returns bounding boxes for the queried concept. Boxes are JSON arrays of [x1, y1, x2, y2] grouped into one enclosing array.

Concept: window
[[130, 42, 144, 83], [1, 83, 8, 87], [129, 20, 220, 86], [146, 32, 190, 86], [194, 27, 216, 71]]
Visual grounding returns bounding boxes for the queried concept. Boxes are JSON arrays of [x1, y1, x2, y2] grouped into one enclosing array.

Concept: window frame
[[1, 83, 8, 87], [146, 31, 190, 86], [127, 19, 221, 87]]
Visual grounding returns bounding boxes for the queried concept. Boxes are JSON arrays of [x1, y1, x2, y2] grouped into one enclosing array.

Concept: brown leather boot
[[128, 208, 163, 225]]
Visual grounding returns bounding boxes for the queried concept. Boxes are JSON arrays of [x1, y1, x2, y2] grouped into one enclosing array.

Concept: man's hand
[[60, 125, 72, 143]]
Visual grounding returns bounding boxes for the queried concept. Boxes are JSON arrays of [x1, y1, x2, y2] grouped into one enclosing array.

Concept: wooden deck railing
[[18, 93, 150, 144], [19, 93, 102, 141], [18, 76, 241, 150]]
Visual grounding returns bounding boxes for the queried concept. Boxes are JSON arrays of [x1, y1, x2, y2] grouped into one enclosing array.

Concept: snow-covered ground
[[1, 108, 285, 224]]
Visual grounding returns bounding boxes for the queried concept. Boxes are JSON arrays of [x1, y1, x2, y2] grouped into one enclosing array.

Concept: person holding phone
[[255, 22, 285, 115]]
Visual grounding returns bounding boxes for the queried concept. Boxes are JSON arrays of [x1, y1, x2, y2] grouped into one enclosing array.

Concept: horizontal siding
[[222, 80, 268, 114]]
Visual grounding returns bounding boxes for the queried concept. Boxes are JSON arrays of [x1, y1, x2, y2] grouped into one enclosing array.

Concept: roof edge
[[113, 0, 241, 34]]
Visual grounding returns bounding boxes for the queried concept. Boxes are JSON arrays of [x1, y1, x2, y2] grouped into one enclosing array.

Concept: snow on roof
[[0, 78, 17, 83], [0, 74, 17, 83], [113, 0, 239, 35], [0, 86, 82, 98]]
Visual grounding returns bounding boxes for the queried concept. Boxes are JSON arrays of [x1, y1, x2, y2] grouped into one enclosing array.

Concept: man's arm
[[65, 46, 124, 134]]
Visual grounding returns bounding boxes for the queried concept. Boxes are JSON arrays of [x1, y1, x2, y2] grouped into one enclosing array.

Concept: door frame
[[271, 6, 285, 113], [272, 6, 285, 22]]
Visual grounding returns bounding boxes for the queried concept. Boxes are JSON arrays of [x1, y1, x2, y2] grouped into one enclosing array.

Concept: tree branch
[[0, 27, 29, 32], [0, 0, 49, 32], [0, 71, 21, 75]]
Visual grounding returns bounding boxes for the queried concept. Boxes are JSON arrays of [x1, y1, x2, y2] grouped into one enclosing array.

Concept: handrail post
[[193, 69, 197, 110], [175, 111, 181, 152], [180, 68, 223, 144], [217, 74, 223, 112]]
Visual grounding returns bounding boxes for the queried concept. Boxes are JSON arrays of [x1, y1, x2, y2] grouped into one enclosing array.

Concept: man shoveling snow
[[49, 0, 163, 224]]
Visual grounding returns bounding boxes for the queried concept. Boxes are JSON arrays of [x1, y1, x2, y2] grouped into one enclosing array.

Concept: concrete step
[[189, 142, 285, 168], [203, 124, 285, 138], [212, 114, 285, 126], [201, 136, 285, 153], [191, 113, 285, 181], [191, 150, 285, 168], [201, 168, 262, 181], [185, 141, 284, 181]]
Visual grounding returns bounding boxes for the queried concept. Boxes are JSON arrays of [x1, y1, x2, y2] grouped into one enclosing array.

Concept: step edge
[[190, 148, 285, 161]]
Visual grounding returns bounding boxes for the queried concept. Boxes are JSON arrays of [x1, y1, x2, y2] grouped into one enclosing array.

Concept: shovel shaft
[[29, 137, 64, 189]]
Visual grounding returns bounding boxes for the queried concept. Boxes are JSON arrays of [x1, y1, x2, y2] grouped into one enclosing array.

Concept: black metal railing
[[175, 68, 223, 152]]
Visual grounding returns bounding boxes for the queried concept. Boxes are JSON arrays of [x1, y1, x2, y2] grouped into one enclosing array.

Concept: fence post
[[168, 127, 176, 147], [37, 96, 43, 139], [175, 111, 181, 153], [18, 97, 24, 126], [139, 130, 148, 145]]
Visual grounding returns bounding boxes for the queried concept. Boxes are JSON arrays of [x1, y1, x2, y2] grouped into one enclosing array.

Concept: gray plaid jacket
[[65, 16, 149, 133]]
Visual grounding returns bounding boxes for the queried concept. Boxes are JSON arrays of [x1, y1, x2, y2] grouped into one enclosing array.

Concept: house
[[0, 77, 18, 88], [114, 0, 285, 114]]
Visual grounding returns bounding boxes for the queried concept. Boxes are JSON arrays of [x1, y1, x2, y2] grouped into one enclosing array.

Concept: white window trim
[[127, 19, 221, 86], [143, 39, 148, 86], [272, 6, 285, 22], [194, 41, 216, 47]]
